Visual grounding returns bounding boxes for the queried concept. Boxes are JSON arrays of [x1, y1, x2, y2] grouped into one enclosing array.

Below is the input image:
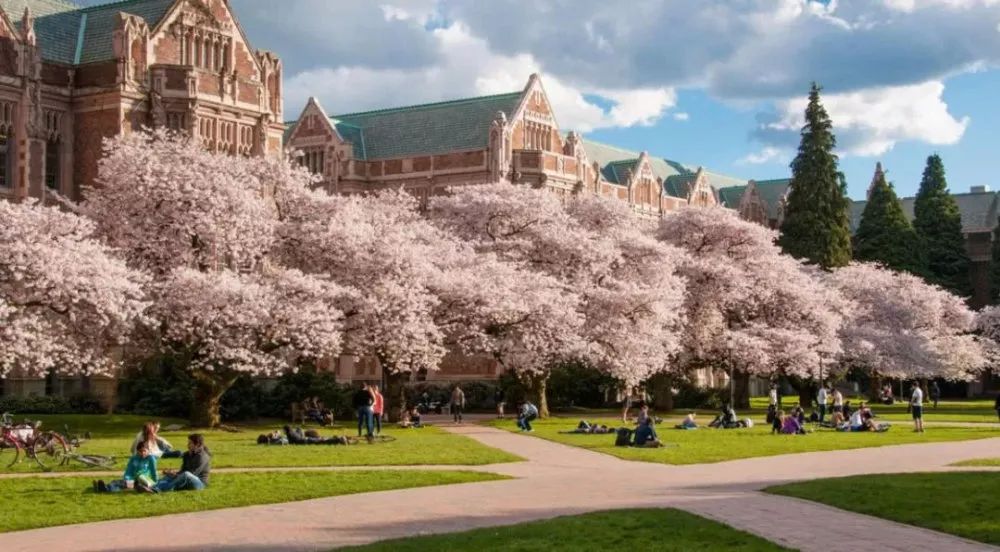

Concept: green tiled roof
[[1, 0, 175, 65], [850, 190, 1000, 234], [581, 139, 693, 186], [602, 158, 639, 184], [328, 91, 523, 160], [717, 185, 746, 208], [77, 0, 174, 64]]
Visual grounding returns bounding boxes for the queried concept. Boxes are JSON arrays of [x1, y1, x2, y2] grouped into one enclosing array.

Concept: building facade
[[0, 0, 283, 203]]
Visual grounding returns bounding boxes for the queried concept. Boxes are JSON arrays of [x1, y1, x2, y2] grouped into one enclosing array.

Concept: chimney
[[970, 185, 990, 194]]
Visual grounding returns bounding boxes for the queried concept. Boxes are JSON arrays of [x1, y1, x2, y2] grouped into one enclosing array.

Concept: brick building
[[0, 0, 281, 401], [285, 74, 748, 220], [0, 0, 283, 203]]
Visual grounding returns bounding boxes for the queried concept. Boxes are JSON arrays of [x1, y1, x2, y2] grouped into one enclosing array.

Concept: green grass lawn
[[0, 469, 506, 533], [767, 472, 1000, 545], [0, 414, 521, 474], [748, 397, 999, 424], [487, 416, 997, 465], [337, 508, 790, 551], [951, 458, 1000, 467]]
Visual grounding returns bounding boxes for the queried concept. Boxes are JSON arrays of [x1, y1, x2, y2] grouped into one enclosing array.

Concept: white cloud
[[284, 23, 677, 133], [755, 81, 969, 156], [738, 147, 788, 165], [673, 112, 690, 121]]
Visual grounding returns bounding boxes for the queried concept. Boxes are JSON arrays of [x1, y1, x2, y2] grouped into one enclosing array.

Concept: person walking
[[816, 384, 829, 423], [352, 383, 375, 440], [371, 385, 385, 435], [910, 382, 925, 433], [929, 381, 941, 409], [450, 385, 466, 424], [993, 392, 999, 423], [494, 387, 506, 419]]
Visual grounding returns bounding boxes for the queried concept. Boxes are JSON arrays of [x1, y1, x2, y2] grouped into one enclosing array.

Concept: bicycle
[[55, 423, 115, 470], [0, 412, 70, 470]]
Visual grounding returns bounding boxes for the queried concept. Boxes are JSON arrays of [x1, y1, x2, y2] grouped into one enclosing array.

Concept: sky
[[85, 0, 1000, 200]]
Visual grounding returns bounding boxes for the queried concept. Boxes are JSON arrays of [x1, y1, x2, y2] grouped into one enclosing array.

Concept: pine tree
[[913, 154, 970, 295], [778, 83, 853, 269], [854, 163, 926, 275]]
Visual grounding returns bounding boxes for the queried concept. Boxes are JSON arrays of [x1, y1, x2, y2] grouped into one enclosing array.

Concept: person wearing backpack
[[517, 400, 539, 432]]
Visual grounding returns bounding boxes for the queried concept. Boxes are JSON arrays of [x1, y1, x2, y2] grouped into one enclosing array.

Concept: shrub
[[0, 394, 73, 414], [547, 362, 618, 409]]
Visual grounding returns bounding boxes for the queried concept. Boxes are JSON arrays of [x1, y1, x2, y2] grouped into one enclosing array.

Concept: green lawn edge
[[335, 508, 791, 551], [765, 472, 1000, 545], [1, 414, 522, 474], [950, 458, 1000, 467], [0, 470, 508, 533], [485, 416, 998, 465]]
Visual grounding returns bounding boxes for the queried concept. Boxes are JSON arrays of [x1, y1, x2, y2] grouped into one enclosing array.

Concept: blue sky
[[83, 0, 999, 200]]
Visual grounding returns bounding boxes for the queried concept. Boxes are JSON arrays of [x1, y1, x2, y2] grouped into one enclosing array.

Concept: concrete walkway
[[6, 424, 1000, 552]]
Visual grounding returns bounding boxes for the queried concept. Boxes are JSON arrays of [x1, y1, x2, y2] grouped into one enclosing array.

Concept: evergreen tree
[[779, 83, 853, 269], [913, 154, 970, 295], [991, 218, 1000, 304], [854, 163, 926, 275]]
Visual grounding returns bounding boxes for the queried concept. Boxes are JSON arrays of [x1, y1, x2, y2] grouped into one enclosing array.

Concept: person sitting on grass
[[780, 412, 805, 435], [155, 434, 211, 492], [131, 421, 181, 459], [771, 410, 784, 434], [96, 440, 158, 493], [517, 400, 539, 432], [398, 406, 423, 429], [709, 403, 739, 428], [632, 404, 661, 447], [675, 412, 698, 430]]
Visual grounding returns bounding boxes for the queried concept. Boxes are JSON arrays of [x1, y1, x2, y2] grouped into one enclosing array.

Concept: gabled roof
[[327, 91, 523, 161], [602, 158, 639, 185], [0, 0, 175, 65], [717, 185, 746, 208], [849, 190, 1000, 234], [581, 139, 692, 185], [715, 178, 790, 219]]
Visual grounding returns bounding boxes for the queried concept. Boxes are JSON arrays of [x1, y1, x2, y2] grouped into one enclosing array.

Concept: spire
[[21, 7, 35, 46]]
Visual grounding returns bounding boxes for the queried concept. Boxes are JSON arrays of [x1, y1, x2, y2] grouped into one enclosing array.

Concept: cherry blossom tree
[[828, 262, 986, 396], [658, 207, 845, 408], [82, 131, 347, 426], [0, 200, 148, 380], [429, 183, 688, 415]]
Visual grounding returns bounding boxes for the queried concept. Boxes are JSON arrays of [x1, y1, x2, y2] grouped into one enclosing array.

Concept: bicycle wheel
[[0, 440, 22, 468], [30, 432, 68, 470], [76, 454, 116, 469]]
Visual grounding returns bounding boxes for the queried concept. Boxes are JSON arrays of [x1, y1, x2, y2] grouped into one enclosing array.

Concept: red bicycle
[[1, 412, 69, 470]]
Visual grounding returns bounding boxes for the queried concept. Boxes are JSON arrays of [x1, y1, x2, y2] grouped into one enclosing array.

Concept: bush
[[0, 393, 104, 415], [547, 362, 618, 409], [672, 381, 728, 410], [403, 381, 499, 410]]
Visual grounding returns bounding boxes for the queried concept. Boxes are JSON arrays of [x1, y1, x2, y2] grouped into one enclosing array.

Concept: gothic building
[[0, 0, 283, 203], [284, 74, 748, 219]]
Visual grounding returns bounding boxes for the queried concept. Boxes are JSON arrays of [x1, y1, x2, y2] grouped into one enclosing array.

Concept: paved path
[[6, 424, 1000, 552]]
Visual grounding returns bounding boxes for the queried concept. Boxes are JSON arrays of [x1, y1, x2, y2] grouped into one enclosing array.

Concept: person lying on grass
[[563, 420, 615, 434], [155, 434, 211, 492], [131, 421, 182, 459], [282, 425, 350, 445], [95, 441, 157, 493]]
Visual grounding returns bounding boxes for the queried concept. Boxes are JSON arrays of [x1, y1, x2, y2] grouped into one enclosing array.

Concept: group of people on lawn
[[94, 421, 211, 494], [768, 381, 929, 434]]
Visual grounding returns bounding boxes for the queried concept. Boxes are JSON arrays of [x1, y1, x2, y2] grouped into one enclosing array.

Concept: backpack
[[614, 427, 633, 447]]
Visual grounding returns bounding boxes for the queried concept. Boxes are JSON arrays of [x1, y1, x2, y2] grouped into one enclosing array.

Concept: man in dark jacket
[[352, 384, 375, 439], [155, 434, 211, 492]]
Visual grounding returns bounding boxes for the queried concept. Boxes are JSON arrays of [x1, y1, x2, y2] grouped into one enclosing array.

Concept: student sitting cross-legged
[[155, 433, 211, 492], [95, 441, 157, 493]]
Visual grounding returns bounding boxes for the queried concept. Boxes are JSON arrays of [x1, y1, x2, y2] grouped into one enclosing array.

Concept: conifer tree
[[854, 163, 926, 275], [779, 83, 853, 269], [913, 154, 970, 295]]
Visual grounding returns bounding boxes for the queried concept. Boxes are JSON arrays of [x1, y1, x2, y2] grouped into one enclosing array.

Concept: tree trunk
[[869, 373, 883, 402], [648, 373, 674, 412], [190, 371, 237, 428], [383, 367, 407, 423], [733, 371, 751, 410], [527, 373, 550, 418]]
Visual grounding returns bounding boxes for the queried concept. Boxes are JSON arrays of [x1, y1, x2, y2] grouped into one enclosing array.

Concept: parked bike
[[0, 411, 70, 470]]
